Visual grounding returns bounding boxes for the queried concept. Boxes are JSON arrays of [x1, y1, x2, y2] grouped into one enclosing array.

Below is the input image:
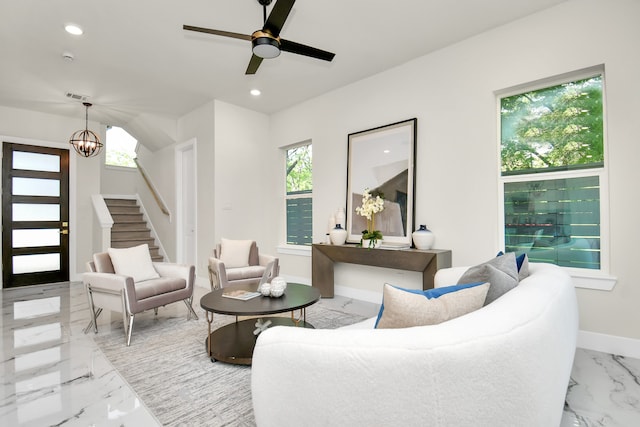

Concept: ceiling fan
[[184, 0, 335, 75]]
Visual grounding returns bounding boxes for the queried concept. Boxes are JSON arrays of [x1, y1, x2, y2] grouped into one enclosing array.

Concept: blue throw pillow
[[374, 281, 487, 328]]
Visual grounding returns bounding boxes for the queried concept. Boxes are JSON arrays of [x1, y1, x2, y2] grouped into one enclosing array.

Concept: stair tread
[[102, 196, 162, 261]]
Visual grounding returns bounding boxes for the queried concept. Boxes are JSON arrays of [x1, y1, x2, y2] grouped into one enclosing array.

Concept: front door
[[2, 142, 70, 287]]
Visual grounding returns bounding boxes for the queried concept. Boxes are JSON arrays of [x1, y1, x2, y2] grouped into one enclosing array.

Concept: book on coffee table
[[222, 289, 261, 301]]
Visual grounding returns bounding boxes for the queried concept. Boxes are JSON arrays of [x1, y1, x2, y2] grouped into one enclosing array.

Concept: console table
[[312, 244, 452, 297]]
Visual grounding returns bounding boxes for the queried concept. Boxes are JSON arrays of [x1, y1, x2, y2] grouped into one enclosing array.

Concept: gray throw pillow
[[457, 252, 519, 305]]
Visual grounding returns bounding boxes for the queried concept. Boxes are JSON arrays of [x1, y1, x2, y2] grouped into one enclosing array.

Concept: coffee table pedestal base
[[205, 317, 314, 365]]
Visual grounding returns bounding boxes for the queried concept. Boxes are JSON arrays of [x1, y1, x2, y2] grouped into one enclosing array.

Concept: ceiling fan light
[[252, 37, 280, 59]]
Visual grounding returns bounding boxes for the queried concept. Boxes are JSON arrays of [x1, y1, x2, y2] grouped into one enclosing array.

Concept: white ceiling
[[0, 0, 567, 145]]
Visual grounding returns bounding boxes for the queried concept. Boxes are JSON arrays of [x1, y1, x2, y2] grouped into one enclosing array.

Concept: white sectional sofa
[[251, 262, 578, 427]]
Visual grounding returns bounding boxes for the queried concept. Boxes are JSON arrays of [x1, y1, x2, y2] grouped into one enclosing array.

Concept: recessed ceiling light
[[383, 149, 391, 154], [250, 89, 261, 96], [65, 24, 83, 35]]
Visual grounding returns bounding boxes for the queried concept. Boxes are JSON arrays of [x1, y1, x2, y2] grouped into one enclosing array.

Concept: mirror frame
[[346, 118, 417, 245]]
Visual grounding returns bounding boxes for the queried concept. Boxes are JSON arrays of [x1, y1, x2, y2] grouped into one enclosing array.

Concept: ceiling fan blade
[[263, 0, 295, 38], [183, 25, 251, 41], [280, 39, 335, 62], [245, 54, 264, 75]]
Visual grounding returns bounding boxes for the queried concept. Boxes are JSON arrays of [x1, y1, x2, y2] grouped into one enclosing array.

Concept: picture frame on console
[[346, 118, 417, 246]]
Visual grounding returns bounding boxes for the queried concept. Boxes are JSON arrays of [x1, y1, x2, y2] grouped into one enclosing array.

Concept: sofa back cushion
[[457, 252, 519, 305], [107, 244, 160, 282], [375, 282, 489, 328], [93, 252, 115, 274], [220, 238, 258, 268]]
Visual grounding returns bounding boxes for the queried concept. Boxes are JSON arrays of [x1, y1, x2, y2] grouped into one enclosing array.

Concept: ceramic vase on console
[[335, 208, 346, 229], [330, 224, 348, 245], [412, 225, 435, 250]]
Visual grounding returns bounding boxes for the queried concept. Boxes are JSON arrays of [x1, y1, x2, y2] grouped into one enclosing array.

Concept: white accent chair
[[83, 251, 198, 346], [208, 239, 279, 290]]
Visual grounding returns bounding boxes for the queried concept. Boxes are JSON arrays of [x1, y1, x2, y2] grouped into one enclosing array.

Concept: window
[[285, 143, 312, 245], [499, 69, 606, 271], [105, 126, 138, 168]]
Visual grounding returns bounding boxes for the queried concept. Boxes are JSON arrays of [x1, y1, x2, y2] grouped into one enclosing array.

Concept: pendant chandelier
[[69, 102, 103, 157]]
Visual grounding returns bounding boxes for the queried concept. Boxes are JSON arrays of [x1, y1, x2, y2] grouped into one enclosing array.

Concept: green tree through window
[[106, 126, 138, 168], [501, 76, 603, 174], [286, 144, 312, 245], [499, 72, 605, 270]]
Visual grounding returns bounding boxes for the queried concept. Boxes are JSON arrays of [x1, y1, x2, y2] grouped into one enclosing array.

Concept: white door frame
[[175, 138, 197, 265]]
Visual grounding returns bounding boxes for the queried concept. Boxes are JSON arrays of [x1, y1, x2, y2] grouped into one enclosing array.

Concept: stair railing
[[134, 158, 171, 218], [91, 194, 114, 252]]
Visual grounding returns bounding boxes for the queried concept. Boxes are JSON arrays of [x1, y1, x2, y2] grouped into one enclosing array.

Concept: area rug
[[93, 302, 368, 426]]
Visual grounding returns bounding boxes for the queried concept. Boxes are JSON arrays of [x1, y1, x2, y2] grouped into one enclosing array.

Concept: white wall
[[100, 163, 138, 195], [134, 143, 177, 260], [269, 0, 640, 340], [177, 101, 215, 278], [213, 100, 276, 250]]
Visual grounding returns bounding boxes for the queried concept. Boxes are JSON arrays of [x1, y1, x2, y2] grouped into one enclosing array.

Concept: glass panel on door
[[12, 177, 60, 197], [12, 151, 60, 172], [12, 253, 61, 274], [12, 204, 60, 221], [13, 229, 61, 248]]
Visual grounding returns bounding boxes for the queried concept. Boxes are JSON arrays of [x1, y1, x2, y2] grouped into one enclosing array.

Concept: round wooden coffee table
[[200, 282, 320, 365]]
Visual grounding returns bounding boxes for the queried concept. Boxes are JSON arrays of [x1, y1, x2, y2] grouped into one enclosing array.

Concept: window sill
[[571, 271, 617, 291], [277, 245, 312, 257], [105, 164, 138, 172]]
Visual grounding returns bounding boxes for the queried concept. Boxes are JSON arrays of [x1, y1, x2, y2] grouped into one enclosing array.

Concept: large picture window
[[499, 69, 606, 271], [285, 143, 312, 245]]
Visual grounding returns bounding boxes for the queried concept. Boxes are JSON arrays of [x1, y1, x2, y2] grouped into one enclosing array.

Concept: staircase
[[104, 198, 164, 262]]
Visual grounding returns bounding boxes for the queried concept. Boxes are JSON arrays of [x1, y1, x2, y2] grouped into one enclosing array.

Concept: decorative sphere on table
[[269, 276, 287, 297], [259, 282, 272, 296]]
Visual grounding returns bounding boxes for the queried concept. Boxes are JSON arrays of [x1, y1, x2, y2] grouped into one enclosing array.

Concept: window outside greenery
[[286, 144, 312, 245], [500, 73, 604, 270], [106, 126, 138, 168]]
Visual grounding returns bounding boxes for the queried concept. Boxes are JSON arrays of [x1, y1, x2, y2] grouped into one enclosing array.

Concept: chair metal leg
[[83, 308, 103, 334], [183, 298, 199, 320], [84, 285, 101, 334], [126, 313, 135, 346]]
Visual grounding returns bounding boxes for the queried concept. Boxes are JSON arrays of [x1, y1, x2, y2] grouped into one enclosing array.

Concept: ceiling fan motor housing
[[252, 30, 281, 58], [184, 0, 335, 74]]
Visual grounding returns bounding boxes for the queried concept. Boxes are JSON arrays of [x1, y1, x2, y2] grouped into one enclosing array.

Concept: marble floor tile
[[2, 281, 639, 426], [1, 282, 160, 427]]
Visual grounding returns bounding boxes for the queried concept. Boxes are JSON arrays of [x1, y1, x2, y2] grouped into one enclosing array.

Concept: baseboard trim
[[334, 285, 381, 304], [577, 330, 640, 359]]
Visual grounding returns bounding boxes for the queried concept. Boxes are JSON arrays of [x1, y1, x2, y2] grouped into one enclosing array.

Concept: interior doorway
[[2, 142, 70, 287], [175, 139, 197, 266]]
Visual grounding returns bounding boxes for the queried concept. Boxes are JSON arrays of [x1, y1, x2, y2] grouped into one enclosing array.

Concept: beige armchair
[[83, 246, 198, 346], [208, 239, 279, 290]]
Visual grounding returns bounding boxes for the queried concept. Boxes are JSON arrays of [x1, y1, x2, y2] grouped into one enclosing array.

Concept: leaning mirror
[[346, 118, 417, 246]]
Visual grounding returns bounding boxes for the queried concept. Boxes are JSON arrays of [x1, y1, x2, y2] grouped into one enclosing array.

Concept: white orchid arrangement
[[355, 188, 385, 247]]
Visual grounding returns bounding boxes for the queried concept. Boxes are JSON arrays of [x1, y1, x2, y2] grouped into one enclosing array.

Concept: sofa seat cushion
[[226, 265, 266, 281], [135, 277, 186, 300]]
